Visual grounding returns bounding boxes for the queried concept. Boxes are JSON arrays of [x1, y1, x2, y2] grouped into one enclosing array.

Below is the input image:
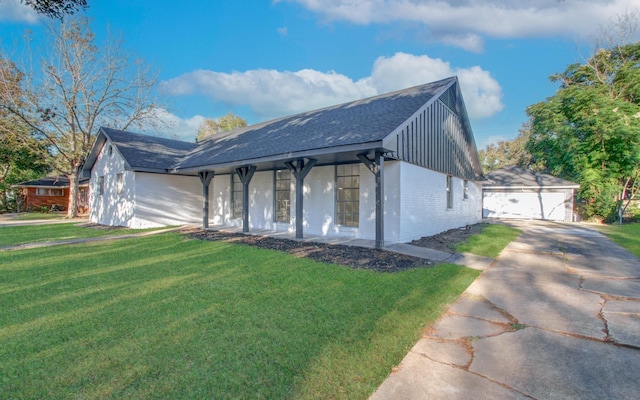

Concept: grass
[[597, 223, 640, 258], [0, 223, 165, 247], [0, 232, 479, 399], [454, 223, 522, 258], [12, 212, 68, 221]]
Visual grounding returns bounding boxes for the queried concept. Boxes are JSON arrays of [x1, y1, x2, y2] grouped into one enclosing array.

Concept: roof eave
[[173, 141, 384, 173]]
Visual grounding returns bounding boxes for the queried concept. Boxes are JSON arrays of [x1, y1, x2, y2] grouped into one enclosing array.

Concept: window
[[446, 175, 453, 209], [336, 164, 360, 227], [231, 173, 243, 219], [274, 169, 291, 223], [116, 173, 124, 194], [108, 145, 113, 157], [463, 180, 469, 200], [98, 176, 105, 196], [35, 188, 64, 196]]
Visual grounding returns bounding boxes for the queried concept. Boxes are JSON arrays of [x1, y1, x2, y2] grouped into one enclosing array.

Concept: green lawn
[[454, 223, 522, 258], [0, 223, 164, 247], [0, 232, 479, 399], [12, 212, 68, 221], [597, 223, 640, 258]]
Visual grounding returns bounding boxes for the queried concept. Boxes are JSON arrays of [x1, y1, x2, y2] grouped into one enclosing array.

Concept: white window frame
[[335, 164, 360, 227], [274, 169, 291, 223]]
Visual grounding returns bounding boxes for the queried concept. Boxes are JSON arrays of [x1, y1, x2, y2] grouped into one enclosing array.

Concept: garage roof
[[484, 166, 579, 189]]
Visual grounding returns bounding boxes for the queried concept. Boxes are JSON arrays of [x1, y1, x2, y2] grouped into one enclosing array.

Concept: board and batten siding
[[383, 84, 479, 181]]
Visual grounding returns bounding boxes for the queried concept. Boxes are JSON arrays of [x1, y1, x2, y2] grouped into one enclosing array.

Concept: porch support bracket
[[358, 152, 385, 248], [198, 170, 215, 229], [235, 165, 256, 233], [284, 158, 317, 239]]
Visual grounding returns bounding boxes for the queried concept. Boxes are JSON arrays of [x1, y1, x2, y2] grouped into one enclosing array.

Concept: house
[[82, 76, 484, 247], [482, 165, 579, 222], [13, 176, 90, 213]]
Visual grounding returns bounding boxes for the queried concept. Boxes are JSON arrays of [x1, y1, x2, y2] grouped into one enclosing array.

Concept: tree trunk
[[66, 161, 80, 218]]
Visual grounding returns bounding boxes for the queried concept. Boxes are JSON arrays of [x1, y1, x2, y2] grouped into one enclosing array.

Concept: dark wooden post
[[358, 152, 384, 248], [235, 166, 256, 233], [284, 158, 317, 239], [198, 171, 215, 229]]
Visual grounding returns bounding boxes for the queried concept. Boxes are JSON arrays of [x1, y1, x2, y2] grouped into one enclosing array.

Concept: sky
[[1, 0, 639, 149]]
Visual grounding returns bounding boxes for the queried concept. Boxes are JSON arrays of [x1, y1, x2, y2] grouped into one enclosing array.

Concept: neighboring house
[[82, 76, 484, 247], [482, 165, 579, 222], [13, 176, 90, 213]]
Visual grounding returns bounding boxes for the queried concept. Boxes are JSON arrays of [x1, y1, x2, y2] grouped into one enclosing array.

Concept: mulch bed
[[187, 224, 486, 272]]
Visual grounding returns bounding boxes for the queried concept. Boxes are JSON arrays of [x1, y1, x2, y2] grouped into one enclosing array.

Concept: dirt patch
[[410, 224, 487, 253], [187, 224, 486, 272]]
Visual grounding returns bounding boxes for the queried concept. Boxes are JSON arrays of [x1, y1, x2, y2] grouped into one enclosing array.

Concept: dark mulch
[[187, 225, 485, 272], [410, 223, 487, 253]]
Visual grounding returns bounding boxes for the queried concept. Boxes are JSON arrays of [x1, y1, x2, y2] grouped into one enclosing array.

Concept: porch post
[[358, 152, 384, 248], [198, 171, 215, 229], [235, 166, 256, 233], [284, 158, 317, 239]]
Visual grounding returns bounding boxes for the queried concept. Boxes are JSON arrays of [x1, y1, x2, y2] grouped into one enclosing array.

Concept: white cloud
[[0, 0, 39, 23], [136, 108, 205, 142], [277, 0, 640, 50], [277, 26, 288, 36], [160, 52, 503, 122]]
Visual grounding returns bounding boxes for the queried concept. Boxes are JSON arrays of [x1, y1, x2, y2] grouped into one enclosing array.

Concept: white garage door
[[483, 191, 566, 221]]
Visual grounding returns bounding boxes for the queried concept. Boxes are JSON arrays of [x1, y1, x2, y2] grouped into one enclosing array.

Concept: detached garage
[[483, 166, 579, 222]]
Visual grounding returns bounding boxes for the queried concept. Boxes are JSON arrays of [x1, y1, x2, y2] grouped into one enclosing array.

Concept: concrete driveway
[[371, 221, 640, 399]]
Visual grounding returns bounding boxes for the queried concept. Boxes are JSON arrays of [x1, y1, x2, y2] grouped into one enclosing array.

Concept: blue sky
[[1, 0, 638, 148]]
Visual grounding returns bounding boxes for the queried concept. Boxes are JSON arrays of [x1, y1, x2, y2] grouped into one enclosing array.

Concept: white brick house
[[83, 77, 484, 247]]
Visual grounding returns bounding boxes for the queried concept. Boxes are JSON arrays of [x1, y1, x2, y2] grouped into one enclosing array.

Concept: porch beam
[[284, 158, 317, 239], [198, 170, 215, 229], [358, 152, 384, 248], [235, 166, 256, 233]]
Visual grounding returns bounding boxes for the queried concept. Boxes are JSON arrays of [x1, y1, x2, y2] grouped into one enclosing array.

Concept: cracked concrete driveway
[[371, 221, 640, 399]]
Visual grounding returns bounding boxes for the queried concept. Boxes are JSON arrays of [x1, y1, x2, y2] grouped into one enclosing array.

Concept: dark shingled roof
[[13, 176, 90, 188], [175, 77, 457, 170], [484, 166, 579, 188], [98, 127, 198, 172]]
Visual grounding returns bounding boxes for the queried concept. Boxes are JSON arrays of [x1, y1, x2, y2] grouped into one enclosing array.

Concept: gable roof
[[174, 77, 458, 172], [484, 166, 579, 189], [13, 176, 90, 188], [82, 76, 481, 178], [82, 127, 198, 177]]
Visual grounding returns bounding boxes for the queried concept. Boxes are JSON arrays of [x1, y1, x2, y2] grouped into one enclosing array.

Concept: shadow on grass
[[0, 233, 478, 399]]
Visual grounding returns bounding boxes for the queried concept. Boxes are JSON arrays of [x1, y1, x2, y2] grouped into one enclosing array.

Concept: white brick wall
[[132, 172, 202, 228], [90, 150, 482, 241], [389, 161, 482, 243]]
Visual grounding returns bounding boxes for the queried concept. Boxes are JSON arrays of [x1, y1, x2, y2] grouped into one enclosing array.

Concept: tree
[[0, 59, 49, 212], [478, 125, 534, 173], [196, 112, 247, 142], [21, 0, 88, 19], [527, 37, 640, 222], [0, 17, 161, 218]]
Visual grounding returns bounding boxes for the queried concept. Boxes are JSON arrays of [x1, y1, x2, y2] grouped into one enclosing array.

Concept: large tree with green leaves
[[0, 17, 161, 218], [527, 38, 640, 222], [196, 112, 247, 142], [479, 125, 535, 173], [0, 58, 49, 212]]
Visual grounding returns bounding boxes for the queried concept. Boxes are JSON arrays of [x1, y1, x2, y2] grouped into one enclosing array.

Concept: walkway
[[371, 221, 640, 399]]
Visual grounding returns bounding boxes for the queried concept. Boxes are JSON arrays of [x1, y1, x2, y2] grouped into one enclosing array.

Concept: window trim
[[98, 176, 105, 196], [35, 188, 64, 197], [273, 169, 291, 223], [231, 173, 243, 219], [335, 164, 360, 227], [116, 173, 124, 195], [446, 175, 453, 209]]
